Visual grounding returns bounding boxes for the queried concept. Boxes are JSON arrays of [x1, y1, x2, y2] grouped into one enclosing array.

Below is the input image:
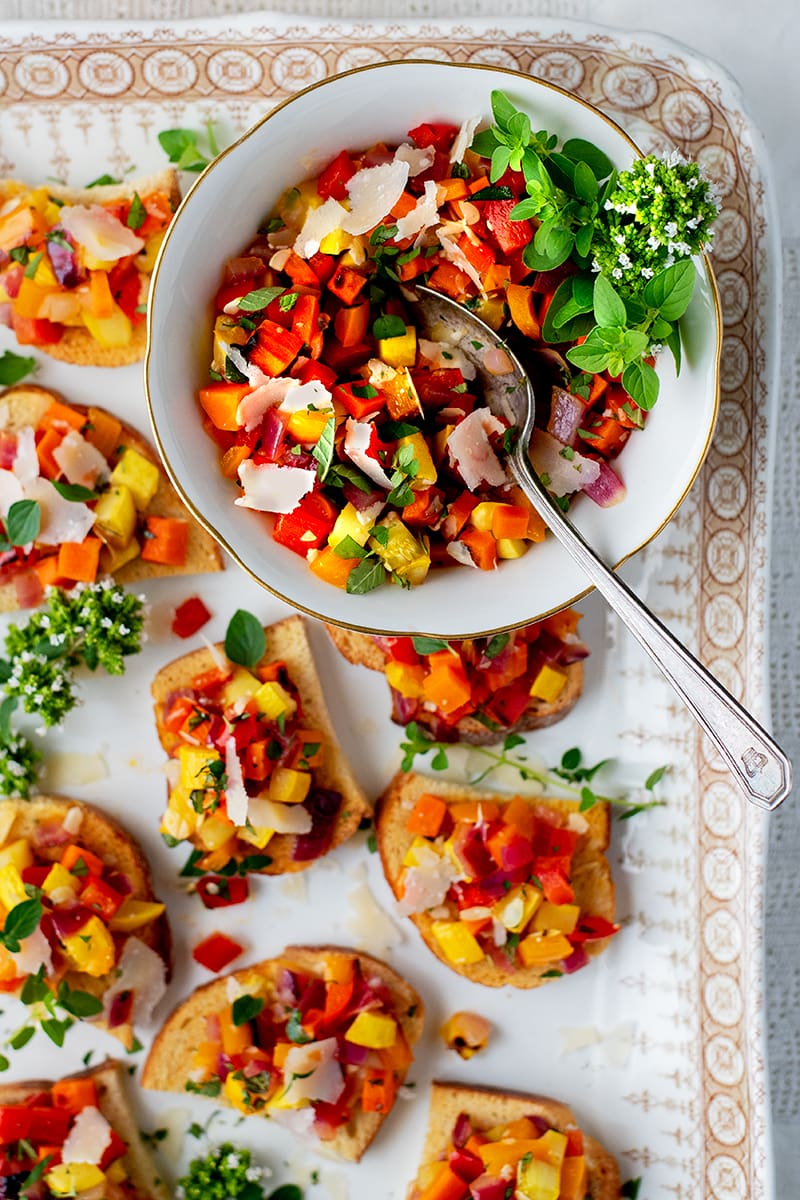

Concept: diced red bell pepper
[[495, 165, 527, 195], [322, 978, 354, 1025], [249, 320, 304, 376], [411, 368, 466, 408], [483, 199, 532, 256], [11, 312, 63, 346], [449, 1147, 485, 1183], [533, 856, 575, 905], [307, 251, 338, 287], [333, 381, 383, 421], [457, 233, 495, 273], [80, 876, 125, 920], [172, 596, 212, 639], [441, 491, 479, 540], [196, 875, 249, 908], [485, 678, 531, 726], [317, 149, 356, 200], [569, 915, 620, 943], [283, 251, 322, 290], [292, 357, 338, 389], [21, 865, 51, 888], [321, 338, 373, 374], [327, 266, 367, 305], [0, 1105, 72, 1144], [192, 931, 244, 972], [533, 822, 579, 858], [408, 122, 459, 153], [108, 261, 144, 322], [292, 293, 324, 358], [60, 843, 104, 877], [164, 695, 197, 734], [99, 1129, 129, 1170], [402, 486, 444, 528], [273, 491, 338, 557], [564, 1128, 584, 1157]]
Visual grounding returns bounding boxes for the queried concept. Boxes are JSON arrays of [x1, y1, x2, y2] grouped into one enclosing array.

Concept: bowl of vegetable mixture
[[145, 61, 721, 638]]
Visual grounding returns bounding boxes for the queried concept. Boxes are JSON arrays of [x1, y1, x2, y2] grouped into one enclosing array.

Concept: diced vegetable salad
[[188, 951, 415, 1134], [199, 92, 717, 595]]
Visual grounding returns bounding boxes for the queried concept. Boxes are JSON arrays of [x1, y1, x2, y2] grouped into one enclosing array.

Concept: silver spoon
[[407, 286, 792, 812]]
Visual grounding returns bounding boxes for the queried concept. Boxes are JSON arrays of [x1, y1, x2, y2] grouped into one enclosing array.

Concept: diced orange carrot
[[34, 554, 68, 590], [89, 270, 114, 318], [422, 660, 472, 715], [51, 1076, 98, 1112], [61, 843, 104, 876], [458, 527, 498, 571], [507, 486, 547, 542], [427, 261, 472, 300], [449, 800, 500, 823], [438, 178, 469, 202], [362, 1070, 397, 1114], [507, 283, 541, 340], [328, 266, 367, 305], [56, 537, 102, 583], [416, 1163, 468, 1200], [588, 374, 609, 403], [390, 191, 418, 219], [334, 300, 370, 348], [483, 263, 511, 292], [407, 793, 449, 838], [502, 795, 536, 839], [468, 175, 490, 194], [198, 382, 249, 432], [491, 503, 530, 541], [542, 608, 582, 640], [85, 407, 122, 459], [35, 426, 63, 479], [140, 516, 189, 565], [39, 400, 84, 434]]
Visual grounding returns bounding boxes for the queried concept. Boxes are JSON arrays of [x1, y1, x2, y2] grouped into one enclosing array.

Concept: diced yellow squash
[[516, 1156, 560, 1200], [473, 295, 505, 330], [369, 512, 430, 586], [532, 902, 580, 935], [239, 824, 275, 850], [94, 484, 137, 546], [197, 815, 236, 851], [469, 502, 502, 532], [212, 314, 249, 374], [61, 915, 115, 976], [285, 408, 332, 444], [0, 838, 33, 874], [430, 920, 485, 965], [42, 863, 79, 899], [328, 502, 377, 550], [223, 1072, 251, 1113], [496, 538, 529, 560], [160, 806, 193, 843], [529, 663, 568, 703], [494, 883, 542, 933], [136, 231, 165, 274], [397, 431, 437, 488], [110, 447, 160, 511], [177, 744, 221, 791], [345, 1010, 397, 1048], [109, 898, 166, 932], [0, 864, 28, 911], [46, 1164, 107, 1196], [403, 836, 436, 867], [268, 767, 311, 806], [253, 680, 297, 722], [106, 1161, 128, 1184], [517, 932, 572, 967], [377, 325, 416, 368], [220, 667, 261, 707], [319, 228, 352, 255], [82, 303, 132, 348], [100, 536, 141, 574], [385, 660, 425, 699]]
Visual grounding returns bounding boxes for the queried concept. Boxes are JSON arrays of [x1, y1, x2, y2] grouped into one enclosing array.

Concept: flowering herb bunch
[[473, 90, 719, 412]]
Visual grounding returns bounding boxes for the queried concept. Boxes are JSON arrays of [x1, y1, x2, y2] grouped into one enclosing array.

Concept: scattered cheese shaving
[[346, 875, 404, 957], [450, 115, 483, 163], [235, 460, 317, 514], [40, 752, 107, 790], [61, 1106, 112, 1166]]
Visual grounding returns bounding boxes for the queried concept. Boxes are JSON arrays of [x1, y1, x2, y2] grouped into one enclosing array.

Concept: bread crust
[[0, 1058, 169, 1200], [1, 795, 172, 1048], [0, 383, 223, 612], [376, 771, 614, 989], [325, 624, 584, 745], [142, 945, 424, 1162], [151, 614, 370, 873], [0, 169, 180, 367], [412, 1081, 621, 1200]]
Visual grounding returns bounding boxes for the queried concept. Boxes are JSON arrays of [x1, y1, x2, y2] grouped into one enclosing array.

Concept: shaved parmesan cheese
[[62, 805, 85, 833], [0, 470, 24, 520], [25, 477, 96, 546], [394, 143, 435, 177], [342, 160, 409, 237], [447, 409, 508, 490], [446, 541, 478, 568], [269, 247, 293, 271], [395, 180, 440, 240], [199, 633, 227, 672], [224, 739, 249, 828], [53, 429, 108, 488], [450, 115, 483, 163], [282, 1039, 344, 1106], [272, 1108, 316, 1136], [226, 346, 272, 390], [11, 928, 53, 977], [103, 937, 166, 1026], [247, 796, 312, 834], [343, 419, 393, 489], [59, 204, 144, 262], [62, 1106, 112, 1166], [437, 230, 484, 294], [236, 378, 296, 431], [277, 379, 334, 414], [12, 426, 38, 487], [235, 460, 316, 514], [294, 196, 348, 259], [397, 845, 461, 917], [530, 430, 601, 496], [346, 877, 403, 958]]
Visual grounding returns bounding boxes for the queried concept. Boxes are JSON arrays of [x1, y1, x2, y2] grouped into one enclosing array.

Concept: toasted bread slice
[[142, 945, 424, 1162], [1, 795, 171, 1048], [412, 1081, 621, 1200], [151, 614, 370, 873], [376, 771, 614, 988], [0, 1058, 169, 1200], [1, 169, 180, 366], [0, 383, 223, 612], [325, 625, 583, 745]]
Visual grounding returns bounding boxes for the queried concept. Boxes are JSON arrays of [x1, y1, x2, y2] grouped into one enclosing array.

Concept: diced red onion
[[547, 387, 586, 448], [583, 459, 626, 507], [107, 988, 134, 1029], [342, 481, 384, 513], [224, 256, 265, 283], [292, 788, 342, 861], [13, 569, 43, 610], [559, 640, 590, 665], [3, 266, 22, 299], [33, 822, 72, 849], [390, 688, 419, 726], [103, 869, 133, 896], [46, 230, 83, 288], [528, 1114, 552, 1136], [51, 905, 94, 940], [451, 1111, 473, 1149], [259, 408, 288, 462], [470, 1175, 511, 1200], [562, 945, 589, 974], [340, 1040, 370, 1066]]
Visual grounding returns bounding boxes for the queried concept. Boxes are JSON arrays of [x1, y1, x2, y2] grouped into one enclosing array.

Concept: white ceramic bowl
[[145, 60, 721, 638]]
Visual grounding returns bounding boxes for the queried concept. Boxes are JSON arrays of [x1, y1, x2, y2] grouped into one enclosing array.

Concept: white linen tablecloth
[[1, 1, 798, 1195]]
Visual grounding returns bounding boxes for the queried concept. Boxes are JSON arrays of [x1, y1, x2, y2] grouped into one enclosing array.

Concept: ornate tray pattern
[[0, 18, 774, 1200]]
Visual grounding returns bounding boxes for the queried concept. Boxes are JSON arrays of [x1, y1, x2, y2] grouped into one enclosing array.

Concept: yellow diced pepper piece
[[42, 863, 79, 899], [61, 914, 115, 976], [0, 839, 33, 874], [403, 836, 435, 867], [82, 303, 132, 348], [0, 864, 28, 911], [532, 902, 580, 935], [516, 1155, 560, 1200], [46, 1164, 107, 1196], [136, 231, 165, 274], [285, 408, 333, 444], [253, 680, 297, 722], [397, 431, 437, 488], [430, 920, 485, 965], [223, 1072, 251, 1113], [178, 744, 222, 791], [212, 314, 249, 374], [110, 447, 160, 511], [494, 883, 542, 933], [385, 661, 425, 699], [93, 484, 137, 546], [160, 806, 193, 843], [328, 502, 377, 550], [370, 513, 428, 576], [33, 256, 57, 288], [517, 931, 573, 967], [345, 1010, 397, 1049], [100, 537, 141, 574], [106, 1161, 128, 1184], [108, 898, 166, 932], [239, 824, 275, 850], [496, 537, 529, 560], [319, 228, 354, 255], [268, 767, 311, 806], [433, 423, 455, 464], [377, 325, 417, 368], [473, 295, 505, 330], [469, 502, 502, 532], [220, 667, 261, 707], [197, 815, 236, 851], [529, 663, 568, 703]]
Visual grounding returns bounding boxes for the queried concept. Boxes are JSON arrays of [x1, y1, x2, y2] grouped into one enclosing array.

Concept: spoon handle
[[512, 450, 792, 811]]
